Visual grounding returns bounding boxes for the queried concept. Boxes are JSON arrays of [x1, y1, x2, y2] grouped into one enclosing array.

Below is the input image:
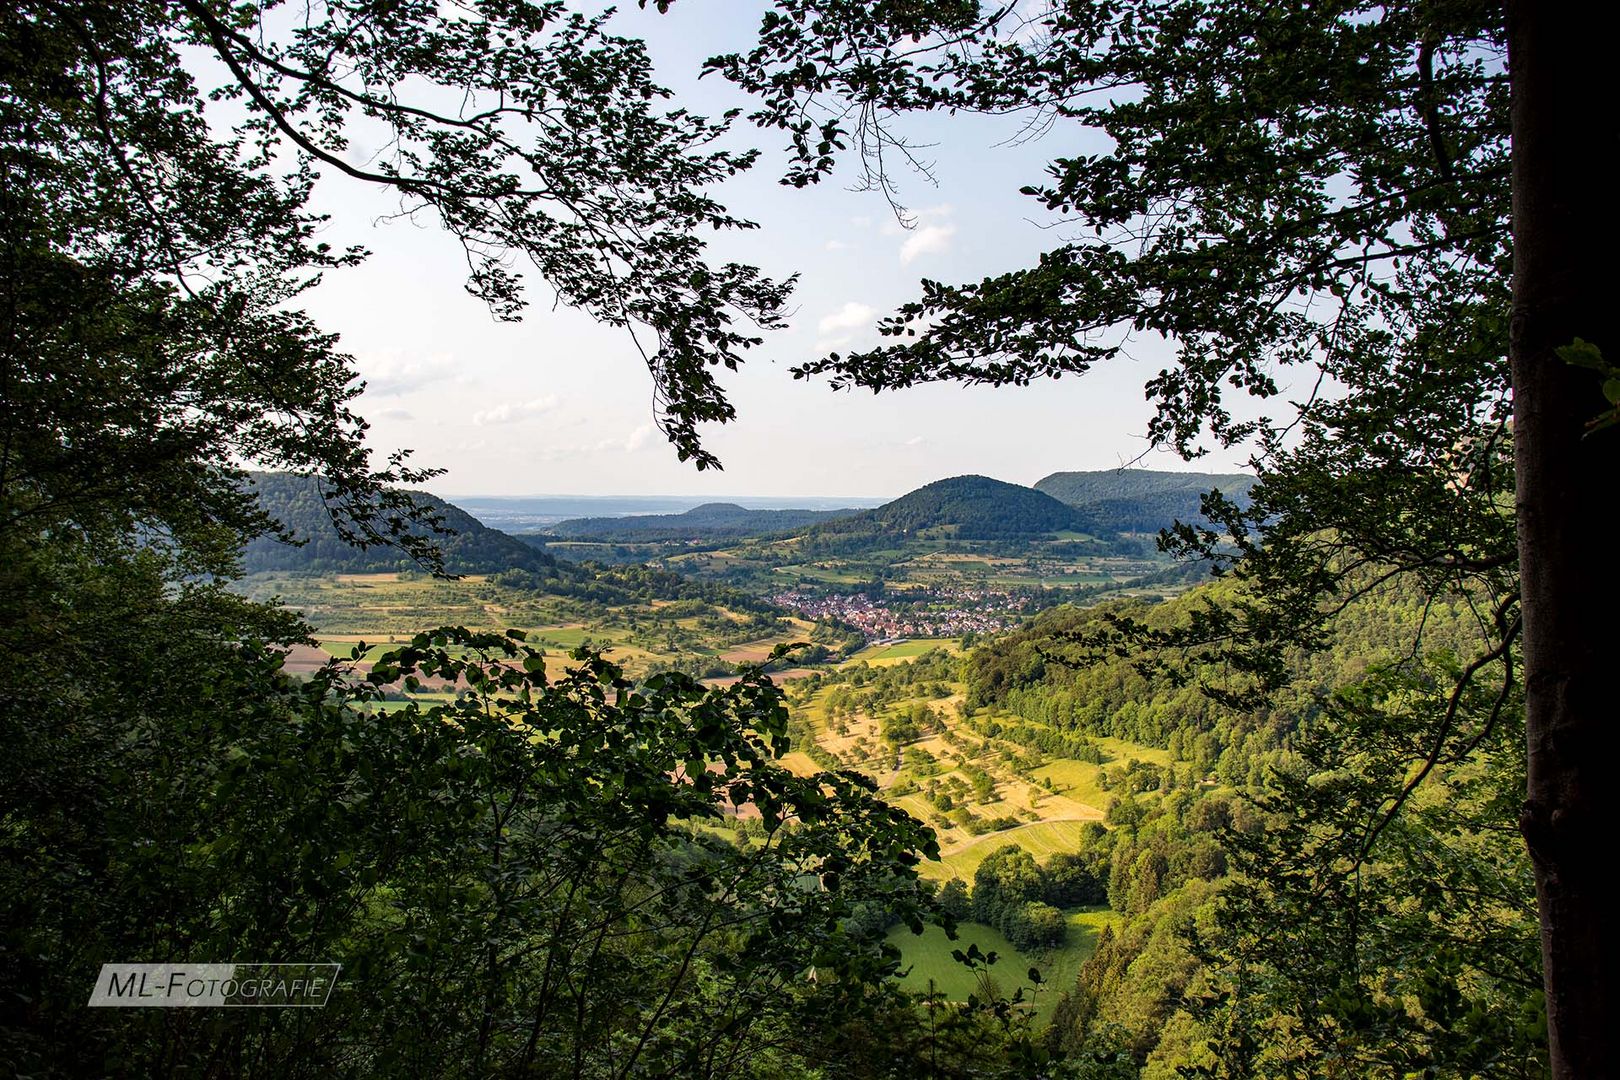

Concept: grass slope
[[932, 820, 1103, 883], [786, 670, 1174, 880], [884, 906, 1117, 1023]]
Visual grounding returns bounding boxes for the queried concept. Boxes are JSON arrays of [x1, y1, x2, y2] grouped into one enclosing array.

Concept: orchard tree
[[706, 1, 1615, 1075]]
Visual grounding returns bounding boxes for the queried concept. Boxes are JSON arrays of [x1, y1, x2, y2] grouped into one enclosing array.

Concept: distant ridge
[[242, 472, 565, 576], [453, 494, 886, 532], [1033, 469, 1254, 533], [545, 502, 861, 542]]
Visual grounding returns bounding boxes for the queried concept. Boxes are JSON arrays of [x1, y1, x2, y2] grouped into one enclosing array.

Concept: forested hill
[[961, 576, 1486, 780], [545, 502, 860, 541], [814, 475, 1105, 542], [1033, 469, 1254, 533], [242, 473, 565, 576]]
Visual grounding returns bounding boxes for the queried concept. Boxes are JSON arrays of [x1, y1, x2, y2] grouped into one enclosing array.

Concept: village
[[767, 587, 1027, 639]]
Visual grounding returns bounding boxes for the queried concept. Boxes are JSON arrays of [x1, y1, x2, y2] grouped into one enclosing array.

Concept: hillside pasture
[[790, 667, 1168, 878], [929, 819, 1104, 883], [843, 638, 962, 665], [884, 905, 1117, 1023]]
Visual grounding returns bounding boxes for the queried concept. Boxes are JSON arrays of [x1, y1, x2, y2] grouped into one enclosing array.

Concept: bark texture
[[1508, 3, 1620, 1076]]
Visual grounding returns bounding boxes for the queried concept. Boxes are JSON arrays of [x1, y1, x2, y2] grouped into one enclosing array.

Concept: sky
[[290, 3, 1260, 500]]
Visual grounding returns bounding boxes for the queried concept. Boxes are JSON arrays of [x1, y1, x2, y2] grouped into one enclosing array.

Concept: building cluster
[[768, 588, 1023, 639]]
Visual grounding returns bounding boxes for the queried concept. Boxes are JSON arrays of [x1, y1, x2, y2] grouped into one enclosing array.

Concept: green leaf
[[1558, 338, 1608, 372]]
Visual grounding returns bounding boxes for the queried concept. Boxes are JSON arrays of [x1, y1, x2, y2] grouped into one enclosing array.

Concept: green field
[[931, 820, 1103, 882], [844, 638, 962, 664], [885, 907, 1117, 1023], [768, 563, 870, 584], [1029, 736, 1175, 810], [315, 639, 396, 662], [316, 638, 503, 664], [1092, 736, 1174, 767], [526, 626, 597, 648]]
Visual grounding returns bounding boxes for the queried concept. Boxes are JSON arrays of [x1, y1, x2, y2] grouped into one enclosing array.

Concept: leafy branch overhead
[[11, 0, 797, 483], [188, 0, 798, 468], [718, 0, 1510, 458]]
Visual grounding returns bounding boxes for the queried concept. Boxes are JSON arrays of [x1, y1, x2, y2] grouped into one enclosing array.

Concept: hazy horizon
[[429, 463, 1255, 504]]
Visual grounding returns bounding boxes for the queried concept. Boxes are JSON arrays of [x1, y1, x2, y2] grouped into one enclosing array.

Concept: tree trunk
[[1508, 4, 1620, 1077]]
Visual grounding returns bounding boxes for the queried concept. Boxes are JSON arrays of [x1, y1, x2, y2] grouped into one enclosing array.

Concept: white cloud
[[358, 351, 459, 396], [877, 204, 957, 259], [814, 302, 880, 353], [531, 423, 662, 463], [624, 424, 655, 452], [824, 239, 848, 251], [374, 407, 415, 421], [882, 203, 954, 237], [817, 302, 876, 336], [901, 222, 957, 264], [472, 395, 559, 426]]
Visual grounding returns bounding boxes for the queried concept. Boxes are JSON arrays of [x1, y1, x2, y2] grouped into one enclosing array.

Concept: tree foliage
[[3, 0, 800, 574], [705, 2, 1567, 1071], [1, 1, 453, 570], [820, 476, 1105, 542], [963, 569, 1542, 1074], [1032, 470, 1254, 536], [1, 7, 961, 1074], [1, 607, 941, 1076]]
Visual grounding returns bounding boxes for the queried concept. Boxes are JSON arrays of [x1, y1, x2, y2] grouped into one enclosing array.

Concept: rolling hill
[[812, 475, 1107, 543], [1033, 469, 1254, 533], [241, 473, 566, 576]]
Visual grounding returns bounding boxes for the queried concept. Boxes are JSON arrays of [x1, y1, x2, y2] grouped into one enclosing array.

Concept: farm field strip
[[250, 571, 848, 689]]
